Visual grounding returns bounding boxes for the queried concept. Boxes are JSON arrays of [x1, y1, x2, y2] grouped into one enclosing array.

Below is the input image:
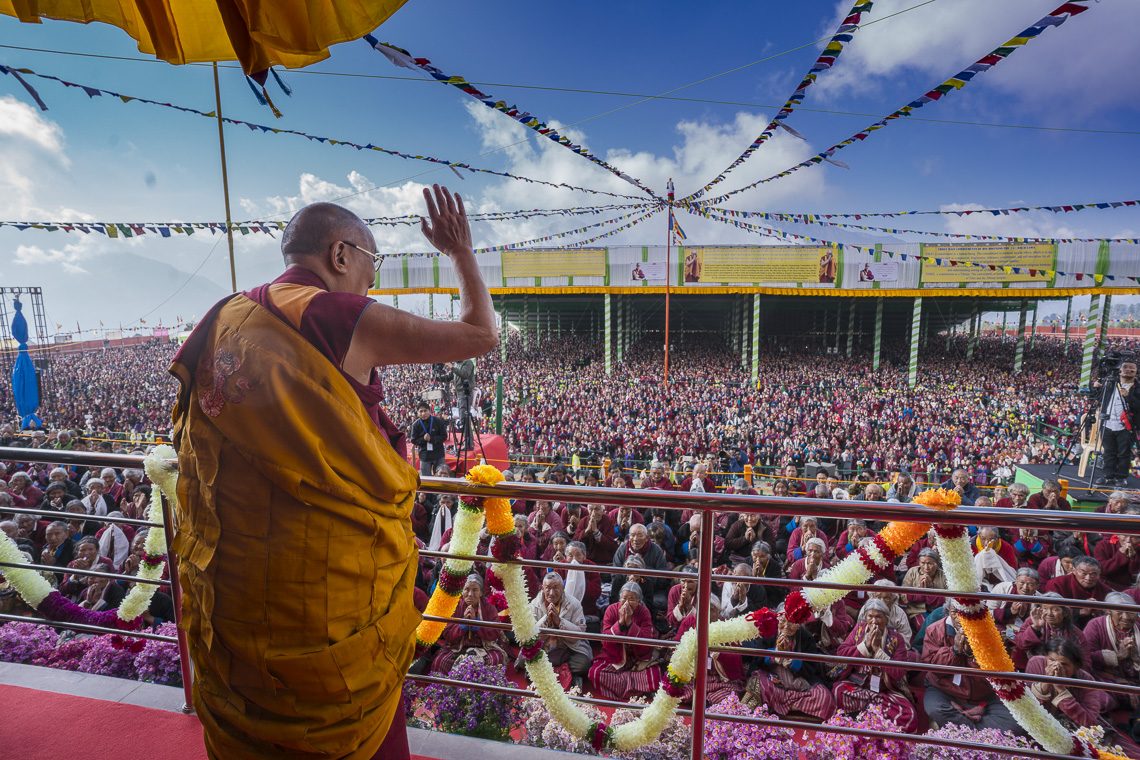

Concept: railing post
[[160, 493, 195, 713], [690, 509, 716, 760]]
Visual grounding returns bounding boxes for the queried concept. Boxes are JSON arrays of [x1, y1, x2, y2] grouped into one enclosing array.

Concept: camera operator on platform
[[411, 401, 448, 476], [1093, 358, 1140, 487]]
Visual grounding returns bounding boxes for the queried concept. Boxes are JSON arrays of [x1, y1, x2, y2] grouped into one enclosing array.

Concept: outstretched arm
[[347, 185, 498, 367]]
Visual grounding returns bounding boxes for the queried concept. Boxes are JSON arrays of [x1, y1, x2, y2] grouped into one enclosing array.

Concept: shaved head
[[281, 202, 371, 258]]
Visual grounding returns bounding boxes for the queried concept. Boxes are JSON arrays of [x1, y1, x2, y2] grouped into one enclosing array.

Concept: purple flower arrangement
[[704, 693, 799, 760], [801, 702, 912, 760], [0, 622, 59, 664], [78, 633, 140, 679], [520, 685, 603, 753], [31, 636, 94, 671], [912, 724, 1035, 759], [416, 655, 522, 742], [133, 623, 183, 686]]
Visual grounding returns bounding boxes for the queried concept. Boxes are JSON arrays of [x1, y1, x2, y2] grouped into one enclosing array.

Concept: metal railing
[[2, 447, 1139, 759]]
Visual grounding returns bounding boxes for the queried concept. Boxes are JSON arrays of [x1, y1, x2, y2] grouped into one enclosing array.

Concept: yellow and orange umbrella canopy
[[1, 0, 409, 73]]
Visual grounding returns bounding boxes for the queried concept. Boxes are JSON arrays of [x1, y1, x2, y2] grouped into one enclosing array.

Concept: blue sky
[[1, 0, 1138, 333]]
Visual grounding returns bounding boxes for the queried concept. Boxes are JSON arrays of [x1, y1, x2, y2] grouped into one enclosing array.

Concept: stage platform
[[1015, 463, 1137, 508]]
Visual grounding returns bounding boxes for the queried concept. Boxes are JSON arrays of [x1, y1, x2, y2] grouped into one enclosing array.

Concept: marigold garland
[[417, 464, 1127, 757]]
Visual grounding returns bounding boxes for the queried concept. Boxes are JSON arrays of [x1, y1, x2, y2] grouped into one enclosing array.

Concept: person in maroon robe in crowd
[[639, 464, 675, 491], [1010, 527, 1052, 569], [664, 569, 699, 640], [725, 512, 767, 562], [678, 462, 717, 494], [588, 583, 662, 700], [781, 464, 808, 497], [1037, 543, 1082, 585], [574, 503, 617, 565], [1012, 593, 1087, 670], [1083, 593, 1140, 712], [1043, 556, 1113, 628], [676, 600, 745, 706], [993, 482, 1029, 510], [1026, 480, 1071, 512], [833, 600, 919, 733], [430, 575, 509, 675], [1093, 531, 1140, 590], [787, 516, 830, 566], [607, 504, 644, 543], [529, 500, 565, 556], [833, 518, 870, 563]]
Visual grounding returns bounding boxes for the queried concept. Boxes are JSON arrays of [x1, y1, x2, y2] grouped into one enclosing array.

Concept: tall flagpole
[[664, 179, 674, 386], [213, 63, 238, 293]]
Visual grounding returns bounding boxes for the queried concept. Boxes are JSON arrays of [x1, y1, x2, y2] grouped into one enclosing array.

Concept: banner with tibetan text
[[502, 248, 606, 279], [688, 246, 836, 284], [921, 242, 1056, 283]]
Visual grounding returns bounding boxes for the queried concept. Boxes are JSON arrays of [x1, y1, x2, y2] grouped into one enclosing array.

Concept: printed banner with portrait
[[857, 261, 899, 282], [685, 246, 837, 284]]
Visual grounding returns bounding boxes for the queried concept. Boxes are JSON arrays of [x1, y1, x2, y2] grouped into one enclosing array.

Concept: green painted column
[[616, 296, 624, 363], [846, 300, 855, 357], [522, 297, 530, 351], [873, 298, 884, 371], [450, 295, 456, 320], [750, 294, 760, 384], [1080, 294, 1101, 388], [1029, 302, 1038, 351], [1100, 294, 1113, 352], [1013, 300, 1027, 374], [428, 293, 434, 320], [908, 296, 922, 387], [741, 296, 749, 368], [499, 303, 508, 362], [967, 305, 979, 361], [393, 294, 399, 310], [604, 293, 612, 375], [1063, 297, 1072, 345]]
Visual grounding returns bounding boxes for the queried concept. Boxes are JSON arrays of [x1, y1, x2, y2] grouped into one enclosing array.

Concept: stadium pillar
[[451, 295, 456, 320], [750, 294, 760, 384], [967, 305, 979, 361], [523, 297, 530, 351], [740, 296, 749, 368], [393, 294, 399, 309], [1080, 294, 1101, 388], [428, 293, 434, 320], [1013, 300, 1027, 374], [499, 302, 508, 363], [846, 300, 855, 357], [1101, 294, 1113, 350], [536, 304, 542, 346], [908, 297, 921, 388], [1029, 301, 1038, 351], [873, 298, 883, 372], [604, 293, 613, 375], [1002, 312, 1007, 337], [1063, 296, 1072, 344], [616, 296, 624, 364]]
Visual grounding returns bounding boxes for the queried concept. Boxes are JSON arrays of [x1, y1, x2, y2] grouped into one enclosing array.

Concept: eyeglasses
[[340, 240, 385, 272]]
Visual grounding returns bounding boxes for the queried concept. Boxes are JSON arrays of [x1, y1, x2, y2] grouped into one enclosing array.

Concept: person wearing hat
[[410, 401, 448, 477]]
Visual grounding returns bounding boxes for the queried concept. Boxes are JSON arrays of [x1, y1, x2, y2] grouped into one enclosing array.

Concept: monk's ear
[[329, 241, 351, 274]]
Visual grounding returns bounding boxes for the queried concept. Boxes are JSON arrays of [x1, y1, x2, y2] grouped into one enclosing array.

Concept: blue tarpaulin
[[10, 298, 42, 430]]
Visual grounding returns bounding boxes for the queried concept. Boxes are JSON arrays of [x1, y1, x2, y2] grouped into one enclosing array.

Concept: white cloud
[[815, 0, 1140, 115], [0, 96, 68, 158]]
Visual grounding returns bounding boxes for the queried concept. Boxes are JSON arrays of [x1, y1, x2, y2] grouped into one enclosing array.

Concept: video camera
[[1096, 350, 1138, 379]]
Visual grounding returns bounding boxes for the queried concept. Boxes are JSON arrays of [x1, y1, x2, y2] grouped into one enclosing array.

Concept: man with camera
[[411, 401, 448, 476], [1094, 358, 1140, 487]]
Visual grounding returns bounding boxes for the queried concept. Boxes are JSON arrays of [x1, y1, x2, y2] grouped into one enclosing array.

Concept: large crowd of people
[[2, 326, 1140, 750]]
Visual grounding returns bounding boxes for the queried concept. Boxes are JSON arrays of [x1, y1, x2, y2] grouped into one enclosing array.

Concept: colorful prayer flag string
[[750, 198, 1140, 220], [365, 37, 662, 201], [695, 0, 1093, 206], [0, 63, 647, 202], [682, 0, 874, 202]]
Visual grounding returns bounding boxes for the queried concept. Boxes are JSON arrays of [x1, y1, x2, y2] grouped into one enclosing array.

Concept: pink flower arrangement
[[802, 702, 911, 760], [78, 634, 139, 680], [133, 623, 183, 686], [704, 693, 799, 760]]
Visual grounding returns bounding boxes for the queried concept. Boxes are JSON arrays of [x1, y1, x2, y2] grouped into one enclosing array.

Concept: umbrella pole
[[213, 63, 238, 293]]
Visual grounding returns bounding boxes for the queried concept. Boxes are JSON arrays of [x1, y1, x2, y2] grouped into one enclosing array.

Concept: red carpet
[[0, 684, 438, 760]]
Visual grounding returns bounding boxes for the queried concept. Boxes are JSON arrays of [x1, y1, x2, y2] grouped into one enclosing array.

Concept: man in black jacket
[[1095, 359, 1140, 486], [410, 401, 448, 476]]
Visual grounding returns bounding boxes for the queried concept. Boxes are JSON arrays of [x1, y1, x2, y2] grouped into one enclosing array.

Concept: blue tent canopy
[[10, 298, 42, 430]]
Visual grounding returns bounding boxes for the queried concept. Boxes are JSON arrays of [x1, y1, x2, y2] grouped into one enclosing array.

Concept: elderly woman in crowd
[[857, 579, 914, 647], [589, 582, 662, 700], [665, 567, 699, 639], [787, 516, 829, 566], [719, 562, 765, 618], [833, 518, 869, 562], [725, 512, 767, 563], [78, 561, 125, 611], [989, 566, 1041, 637], [901, 548, 947, 630], [749, 540, 787, 606], [745, 611, 836, 722], [1083, 592, 1139, 710], [1026, 638, 1107, 730], [834, 598, 919, 732], [789, 536, 829, 583], [1012, 592, 1087, 670], [528, 572, 592, 688], [431, 574, 509, 675]]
